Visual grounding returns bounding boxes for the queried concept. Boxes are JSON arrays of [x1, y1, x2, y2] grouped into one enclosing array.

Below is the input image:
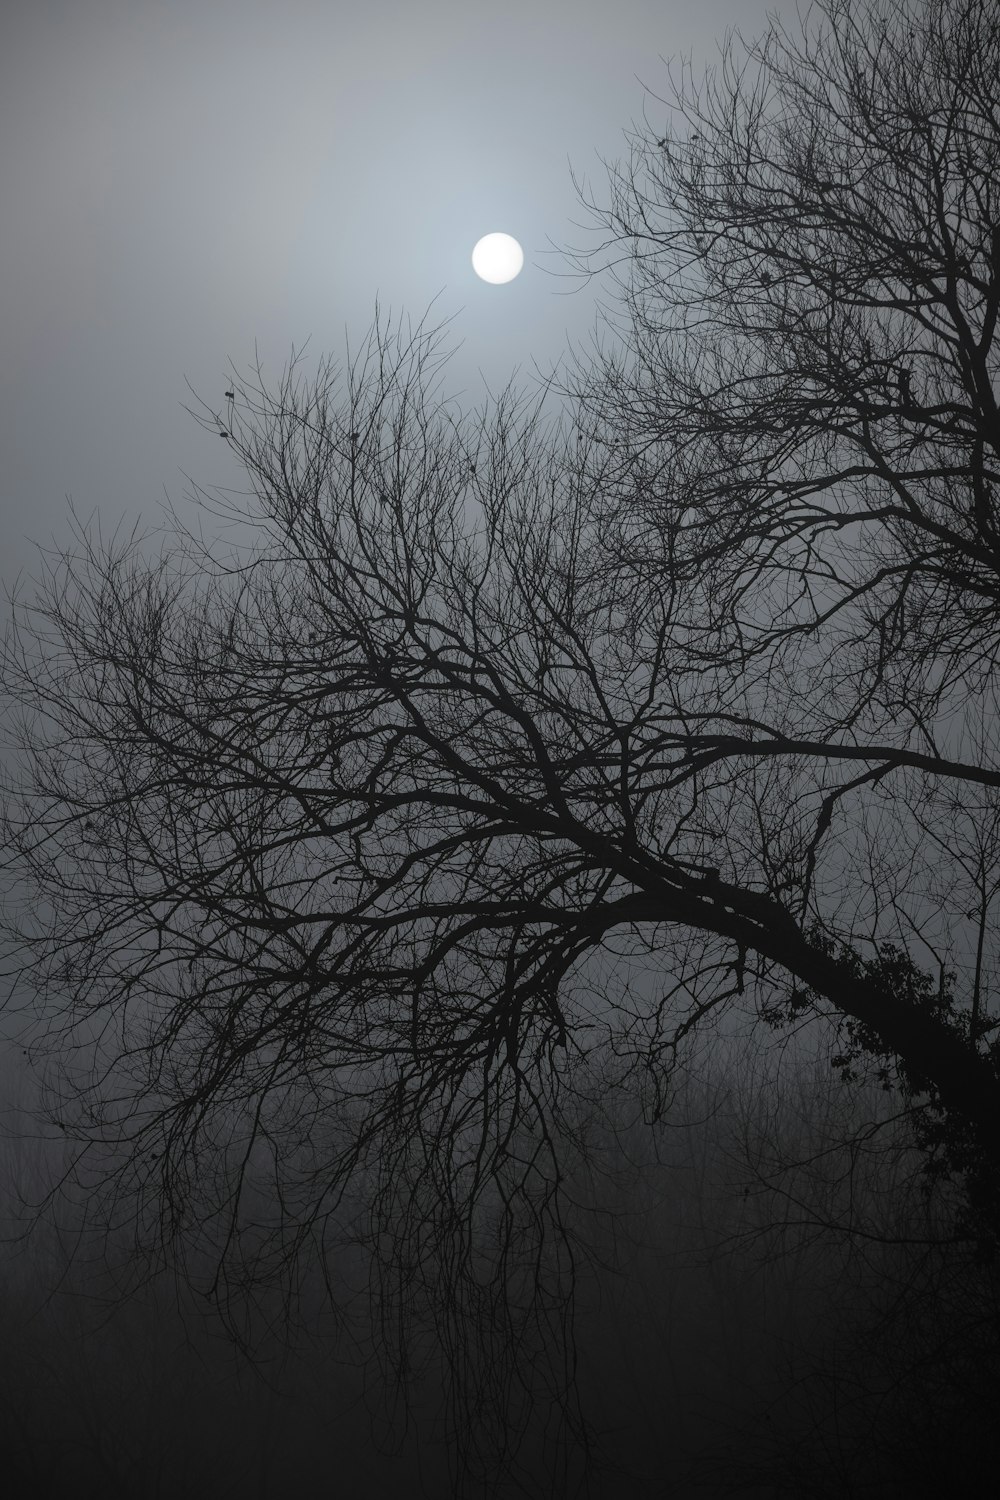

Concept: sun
[[471, 232, 524, 284]]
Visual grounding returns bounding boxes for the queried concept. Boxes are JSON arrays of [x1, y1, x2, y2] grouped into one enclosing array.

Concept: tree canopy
[[3, 0, 1000, 1482]]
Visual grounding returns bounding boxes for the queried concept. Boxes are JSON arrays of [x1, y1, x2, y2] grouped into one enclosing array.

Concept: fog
[[2, 1002, 995, 1497], [4, 2, 1000, 1495]]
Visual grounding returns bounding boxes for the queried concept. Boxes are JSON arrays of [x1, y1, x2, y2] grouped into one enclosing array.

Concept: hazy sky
[[1, 0, 794, 595]]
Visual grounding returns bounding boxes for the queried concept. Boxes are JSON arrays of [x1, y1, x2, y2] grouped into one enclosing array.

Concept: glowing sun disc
[[472, 232, 524, 284]]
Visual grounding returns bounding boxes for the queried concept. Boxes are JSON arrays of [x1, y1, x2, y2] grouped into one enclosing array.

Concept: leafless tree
[[4, 0, 1000, 1489], [559, 0, 1000, 1196]]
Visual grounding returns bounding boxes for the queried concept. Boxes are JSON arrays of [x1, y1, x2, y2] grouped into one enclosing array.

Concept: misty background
[[4, 2, 993, 1498], [1, 0, 794, 589]]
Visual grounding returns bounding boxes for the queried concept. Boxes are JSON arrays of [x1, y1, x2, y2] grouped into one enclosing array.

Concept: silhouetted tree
[[561, 0, 1000, 1214], [3, 0, 1000, 1487]]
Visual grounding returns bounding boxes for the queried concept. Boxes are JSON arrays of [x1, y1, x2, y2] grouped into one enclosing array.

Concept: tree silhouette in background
[[3, 0, 1000, 1491]]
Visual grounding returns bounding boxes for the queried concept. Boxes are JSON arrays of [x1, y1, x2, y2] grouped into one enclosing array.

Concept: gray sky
[[2, 0, 793, 594]]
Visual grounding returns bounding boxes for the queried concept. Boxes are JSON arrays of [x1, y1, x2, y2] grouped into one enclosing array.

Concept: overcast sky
[[2, 0, 795, 596]]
